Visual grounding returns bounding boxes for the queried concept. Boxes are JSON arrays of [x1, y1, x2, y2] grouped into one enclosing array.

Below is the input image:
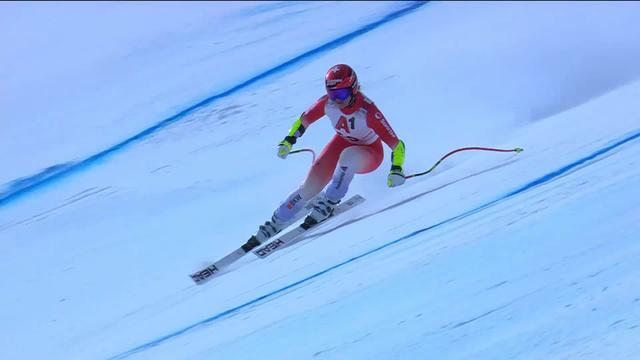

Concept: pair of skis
[[189, 194, 365, 285]]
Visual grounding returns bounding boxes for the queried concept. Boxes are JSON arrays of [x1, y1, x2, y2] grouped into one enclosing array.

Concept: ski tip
[[189, 263, 221, 285]]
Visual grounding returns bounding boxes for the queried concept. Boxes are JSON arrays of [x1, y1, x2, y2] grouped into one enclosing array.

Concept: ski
[[252, 194, 365, 259], [189, 194, 330, 284], [189, 248, 246, 285], [189, 194, 365, 285]]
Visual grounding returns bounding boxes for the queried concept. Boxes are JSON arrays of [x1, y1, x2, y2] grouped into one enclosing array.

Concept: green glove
[[277, 136, 295, 159], [387, 165, 406, 187], [388, 140, 406, 187], [277, 116, 306, 159]]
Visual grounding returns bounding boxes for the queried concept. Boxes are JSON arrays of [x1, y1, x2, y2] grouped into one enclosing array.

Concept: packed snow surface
[[1, 2, 639, 359]]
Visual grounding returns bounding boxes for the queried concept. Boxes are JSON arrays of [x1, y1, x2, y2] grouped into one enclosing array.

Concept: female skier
[[245, 64, 406, 250]]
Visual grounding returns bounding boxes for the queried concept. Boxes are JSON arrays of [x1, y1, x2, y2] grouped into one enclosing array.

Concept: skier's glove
[[387, 140, 406, 187], [277, 136, 295, 159], [278, 116, 306, 159], [387, 165, 406, 187]]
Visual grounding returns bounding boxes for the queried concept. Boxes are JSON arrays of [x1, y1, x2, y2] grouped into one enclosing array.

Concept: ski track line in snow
[[0, 1, 428, 209], [0, 186, 115, 232], [109, 129, 640, 360]]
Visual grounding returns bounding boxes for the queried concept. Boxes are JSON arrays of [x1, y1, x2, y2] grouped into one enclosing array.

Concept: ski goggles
[[328, 88, 352, 101]]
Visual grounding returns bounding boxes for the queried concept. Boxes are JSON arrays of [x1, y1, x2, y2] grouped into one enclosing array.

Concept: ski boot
[[242, 214, 287, 252], [303, 195, 340, 228]]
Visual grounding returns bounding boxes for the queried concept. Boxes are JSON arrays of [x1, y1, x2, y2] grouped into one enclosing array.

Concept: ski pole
[[290, 148, 317, 163], [404, 146, 523, 179]]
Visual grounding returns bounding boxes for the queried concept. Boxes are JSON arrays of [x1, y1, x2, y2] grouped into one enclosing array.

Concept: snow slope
[[0, 1, 402, 187], [1, 1, 639, 359]]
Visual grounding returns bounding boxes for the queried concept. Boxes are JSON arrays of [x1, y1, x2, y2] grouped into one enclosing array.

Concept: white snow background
[[1, 1, 640, 359]]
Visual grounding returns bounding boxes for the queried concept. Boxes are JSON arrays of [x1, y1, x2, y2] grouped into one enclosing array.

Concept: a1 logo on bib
[[336, 116, 355, 134]]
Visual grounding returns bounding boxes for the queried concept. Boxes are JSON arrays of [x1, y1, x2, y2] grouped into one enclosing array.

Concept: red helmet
[[325, 64, 359, 94]]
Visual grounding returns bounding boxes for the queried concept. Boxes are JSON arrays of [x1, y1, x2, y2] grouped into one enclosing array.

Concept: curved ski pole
[[290, 148, 317, 163], [404, 146, 524, 179]]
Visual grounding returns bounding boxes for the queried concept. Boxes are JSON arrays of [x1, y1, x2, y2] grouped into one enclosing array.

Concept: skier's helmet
[[325, 64, 359, 101]]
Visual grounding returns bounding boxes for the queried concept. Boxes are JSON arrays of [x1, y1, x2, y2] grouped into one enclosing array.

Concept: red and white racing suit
[[274, 92, 401, 223]]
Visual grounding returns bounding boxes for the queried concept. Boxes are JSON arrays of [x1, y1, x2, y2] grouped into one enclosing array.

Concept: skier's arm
[[364, 103, 406, 187], [277, 96, 327, 159], [365, 104, 405, 166]]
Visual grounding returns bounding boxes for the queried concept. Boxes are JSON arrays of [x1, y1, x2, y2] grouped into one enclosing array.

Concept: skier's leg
[[325, 139, 383, 201], [308, 140, 383, 223], [299, 135, 353, 198], [353, 139, 384, 175], [272, 135, 348, 222], [253, 136, 347, 243]]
